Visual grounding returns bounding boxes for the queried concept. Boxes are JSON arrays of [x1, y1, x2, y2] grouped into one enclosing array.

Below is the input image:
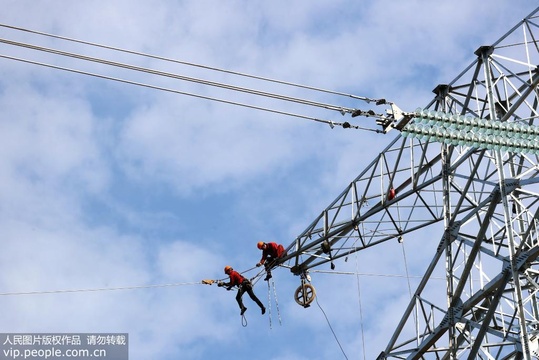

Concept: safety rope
[[250, 268, 267, 287], [355, 252, 367, 360], [0, 263, 275, 297], [267, 281, 273, 329], [266, 276, 283, 329], [315, 297, 349, 360], [393, 193, 414, 303], [0, 281, 204, 296], [400, 242, 414, 301], [309, 269, 442, 280], [241, 314, 248, 327], [271, 278, 282, 326], [240, 266, 258, 276]]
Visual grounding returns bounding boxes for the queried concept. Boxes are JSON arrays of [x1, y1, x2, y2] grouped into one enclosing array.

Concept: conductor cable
[[0, 53, 355, 129], [0, 281, 203, 296], [0, 37, 355, 115], [0, 23, 382, 104]]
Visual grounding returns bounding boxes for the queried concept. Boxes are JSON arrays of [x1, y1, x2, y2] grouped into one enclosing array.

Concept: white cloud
[[0, 2, 536, 359]]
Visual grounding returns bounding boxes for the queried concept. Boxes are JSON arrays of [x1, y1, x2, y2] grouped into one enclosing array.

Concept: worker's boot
[[240, 306, 247, 315]]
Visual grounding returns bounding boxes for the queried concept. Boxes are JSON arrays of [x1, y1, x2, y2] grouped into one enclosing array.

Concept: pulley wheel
[[294, 283, 316, 307]]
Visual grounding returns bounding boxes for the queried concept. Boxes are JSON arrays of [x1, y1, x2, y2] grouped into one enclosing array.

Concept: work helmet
[[224, 265, 232, 274], [257, 241, 265, 249]]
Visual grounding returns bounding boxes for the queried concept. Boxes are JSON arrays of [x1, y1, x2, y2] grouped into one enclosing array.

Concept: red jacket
[[259, 242, 285, 264], [225, 270, 245, 287]]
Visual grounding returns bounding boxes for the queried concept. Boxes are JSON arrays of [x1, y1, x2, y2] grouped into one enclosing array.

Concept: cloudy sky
[[0, 1, 535, 359]]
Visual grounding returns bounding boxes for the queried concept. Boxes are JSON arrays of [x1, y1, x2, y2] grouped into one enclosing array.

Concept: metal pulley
[[294, 277, 316, 308]]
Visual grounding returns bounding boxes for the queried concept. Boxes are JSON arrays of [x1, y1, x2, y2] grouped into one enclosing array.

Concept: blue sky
[[0, 1, 535, 359]]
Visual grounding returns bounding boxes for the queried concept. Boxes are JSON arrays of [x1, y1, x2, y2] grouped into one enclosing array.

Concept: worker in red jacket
[[218, 265, 265, 316], [256, 241, 286, 281]]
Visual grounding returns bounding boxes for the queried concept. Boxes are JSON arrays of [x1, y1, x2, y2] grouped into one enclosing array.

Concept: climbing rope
[[355, 253, 367, 360], [266, 277, 283, 329], [315, 296, 349, 360], [0, 264, 270, 294], [271, 277, 282, 326], [0, 281, 204, 296], [267, 281, 273, 329], [240, 266, 258, 276], [241, 314, 248, 327], [400, 241, 414, 301], [392, 193, 414, 303], [249, 267, 267, 286]]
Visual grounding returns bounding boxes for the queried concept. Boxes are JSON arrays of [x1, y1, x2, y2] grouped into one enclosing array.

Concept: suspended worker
[[218, 265, 266, 316], [256, 241, 286, 281]]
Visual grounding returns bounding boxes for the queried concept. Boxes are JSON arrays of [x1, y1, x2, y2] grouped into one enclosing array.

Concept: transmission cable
[[0, 281, 203, 296], [0, 37, 355, 114], [0, 23, 382, 104], [0, 25, 391, 132], [0, 264, 267, 297], [0, 53, 372, 131]]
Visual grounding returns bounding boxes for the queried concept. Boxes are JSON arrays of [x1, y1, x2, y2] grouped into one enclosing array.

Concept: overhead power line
[[0, 37, 352, 113], [0, 269, 434, 297], [0, 23, 380, 104], [0, 52, 370, 130], [0, 23, 388, 132], [0, 281, 204, 296]]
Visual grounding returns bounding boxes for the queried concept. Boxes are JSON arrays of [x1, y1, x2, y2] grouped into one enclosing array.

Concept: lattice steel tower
[[278, 7, 539, 359]]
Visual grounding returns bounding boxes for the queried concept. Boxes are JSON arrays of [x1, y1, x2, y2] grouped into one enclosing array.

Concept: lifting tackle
[[294, 272, 316, 308]]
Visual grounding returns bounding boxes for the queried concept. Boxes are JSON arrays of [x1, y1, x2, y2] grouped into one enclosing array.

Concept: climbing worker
[[256, 241, 286, 281], [218, 265, 266, 316]]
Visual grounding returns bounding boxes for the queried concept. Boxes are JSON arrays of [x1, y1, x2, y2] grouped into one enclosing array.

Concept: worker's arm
[[257, 250, 267, 266], [218, 280, 232, 289]]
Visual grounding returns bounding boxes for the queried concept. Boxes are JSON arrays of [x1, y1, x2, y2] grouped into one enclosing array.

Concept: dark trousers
[[264, 257, 277, 269], [264, 247, 286, 270], [236, 280, 264, 310]]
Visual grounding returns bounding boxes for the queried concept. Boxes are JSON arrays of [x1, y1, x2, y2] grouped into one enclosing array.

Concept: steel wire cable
[[0, 23, 381, 104], [0, 265, 269, 297], [0, 281, 203, 296], [0, 268, 429, 297], [0, 44, 382, 131], [355, 253, 367, 360], [0, 37, 354, 114], [315, 297, 349, 360], [0, 53, 363, 129]]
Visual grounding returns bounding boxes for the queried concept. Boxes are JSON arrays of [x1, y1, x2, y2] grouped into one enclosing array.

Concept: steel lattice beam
[[279, 6, 539, 360]]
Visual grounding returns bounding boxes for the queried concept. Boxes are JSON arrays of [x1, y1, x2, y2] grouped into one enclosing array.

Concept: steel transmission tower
[[277, 7, 539, 359]]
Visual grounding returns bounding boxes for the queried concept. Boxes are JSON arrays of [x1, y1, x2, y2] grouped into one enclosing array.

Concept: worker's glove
[[217, 281, 224, 287], [256, 262, 262, 267]]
